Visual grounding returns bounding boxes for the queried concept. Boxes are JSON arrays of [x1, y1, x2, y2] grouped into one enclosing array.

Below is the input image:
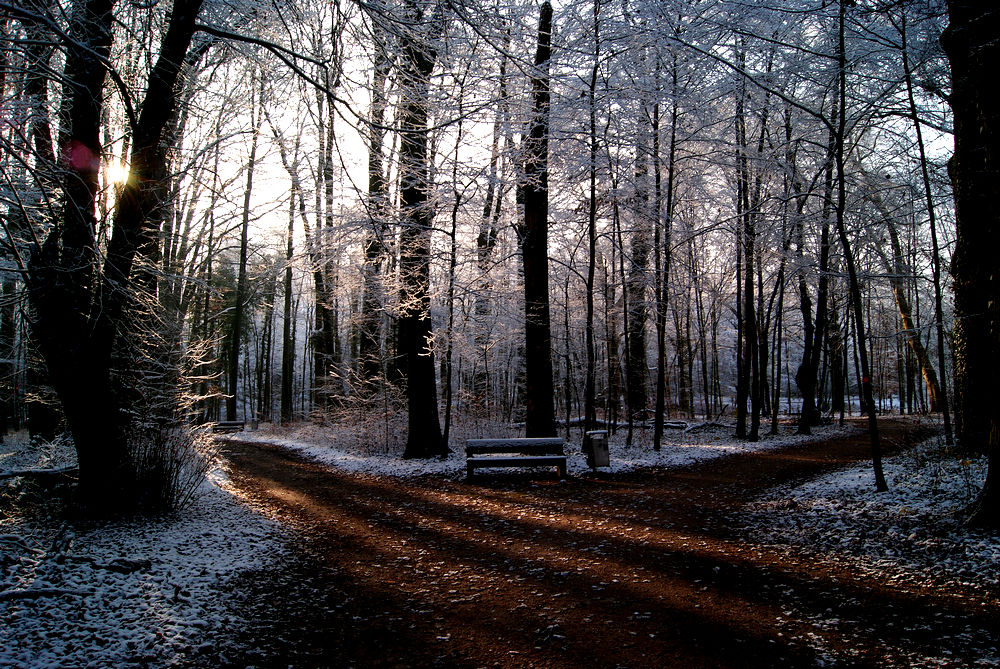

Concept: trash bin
[[584, 430, 609, 469]]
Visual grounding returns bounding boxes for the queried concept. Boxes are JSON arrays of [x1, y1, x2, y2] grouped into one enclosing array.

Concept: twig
[[0, 467, 78, 481]]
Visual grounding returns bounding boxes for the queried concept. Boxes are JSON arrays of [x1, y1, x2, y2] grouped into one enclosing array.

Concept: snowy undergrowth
[[740, 436, 999, 668], [742, 435, 997, 595], [0, 434, 288, 668], [228, 418, 859, 478]]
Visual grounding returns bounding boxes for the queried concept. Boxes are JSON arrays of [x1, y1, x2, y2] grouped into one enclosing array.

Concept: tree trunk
[[359, 41, 390, 389], [442, 74, 469, 448], [626, 119, 651, 424], [521, 1, 557, 438], [733, 56, 760, 441], [226, 78, 260, 422], [834, 0, 886, 491], [281, 189, 295, 424], [860, 171, 944, 412], [653, 55, 678, 449], [26, 0, 205, 513], [794, 123, 834, 435], [941, 0, 1000, 528], [398, 0, 446, 457], [584, 0, 600, 433], [257, 277, 276, 423]]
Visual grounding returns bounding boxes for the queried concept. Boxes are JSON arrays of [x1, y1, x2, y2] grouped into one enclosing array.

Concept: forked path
[[213, 420, 996, 668]]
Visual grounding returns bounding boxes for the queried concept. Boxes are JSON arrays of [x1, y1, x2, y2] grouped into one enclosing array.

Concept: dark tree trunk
[[281, 192, 295, 424], [828, 305, 846, 418], [626, 121, 651, 424], [442, 78, 470, 448], [941, 0, 1000, 528], [584, 0, 600, 433], [612, 191, 635, 445], [834, 0, 886, 491], [653, 72, 678, 446], [398, 0, 446, 458], [733, 57, 760, 441], [603, 260, 622, 432], [26, 0, 205, 513], [257, 278, 276, 423], [795, 125, 834, 435], [521, 2, 557, 438]]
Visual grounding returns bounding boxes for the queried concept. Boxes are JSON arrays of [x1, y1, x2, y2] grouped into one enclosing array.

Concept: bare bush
[[126, 426, 216, 514]]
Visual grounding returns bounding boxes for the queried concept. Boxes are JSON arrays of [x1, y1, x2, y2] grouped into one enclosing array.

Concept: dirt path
[[209, 420, 996, 668]]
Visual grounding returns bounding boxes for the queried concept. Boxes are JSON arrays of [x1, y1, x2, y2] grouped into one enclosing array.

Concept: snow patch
[[739, 435, 999, 666], [1, 433, 288, 668]]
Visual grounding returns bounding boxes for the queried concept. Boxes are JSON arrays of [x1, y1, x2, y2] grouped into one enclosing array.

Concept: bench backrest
[[465, 437, 564, 456]]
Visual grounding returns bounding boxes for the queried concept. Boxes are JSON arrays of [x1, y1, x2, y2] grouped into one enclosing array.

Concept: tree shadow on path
[[200, 419, 997, 668]]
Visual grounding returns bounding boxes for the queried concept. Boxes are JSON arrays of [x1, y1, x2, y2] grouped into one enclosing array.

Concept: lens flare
[[105, 160, 130, 185]]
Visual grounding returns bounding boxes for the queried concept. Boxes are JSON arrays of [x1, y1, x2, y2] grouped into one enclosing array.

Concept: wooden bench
[[465, 438, 567, 479], [211, 420, 246, 434]]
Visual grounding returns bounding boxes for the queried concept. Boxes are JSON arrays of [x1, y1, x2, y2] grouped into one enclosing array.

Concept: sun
[[105, 160, 130, 185]]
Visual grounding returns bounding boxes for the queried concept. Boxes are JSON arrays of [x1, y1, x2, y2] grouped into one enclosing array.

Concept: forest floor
[[209, 418, 999, 668], [2, 417, 997, 667]]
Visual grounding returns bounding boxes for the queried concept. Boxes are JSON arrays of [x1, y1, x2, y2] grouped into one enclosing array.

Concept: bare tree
[[10, 0, 207, 512], [521, 1, 556, 438], [396, 0, 447, 458]]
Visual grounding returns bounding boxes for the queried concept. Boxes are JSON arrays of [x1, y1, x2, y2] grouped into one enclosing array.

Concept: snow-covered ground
[[4, 417, 995, 667], [227, 417, 859, 477], [740, 434, 997, 596], [738, 434, 999, 667], [0, 432, 288, 668]]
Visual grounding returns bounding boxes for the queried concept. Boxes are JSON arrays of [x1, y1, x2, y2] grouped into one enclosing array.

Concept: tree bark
[[794, 126, 834, 435], [941, 0, 1000, 527], [626, 119, 651, 424], [398, 0, 446, 457], [653, 67, 678, 448], [584, 0, 600, 434], [226, 77, 260, 421], [733, 53, 759, 441], [521, 1, 557, 438], [281, 187, 295, 424], [359, 39, 390, 389]]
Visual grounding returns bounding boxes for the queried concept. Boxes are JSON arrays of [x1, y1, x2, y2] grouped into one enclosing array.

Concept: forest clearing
[[1, 0, 999, 666], [2, 417, 998, 667]]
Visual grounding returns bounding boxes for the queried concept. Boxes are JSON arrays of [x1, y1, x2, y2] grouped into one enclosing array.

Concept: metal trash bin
[[584, 430, 609, 469]]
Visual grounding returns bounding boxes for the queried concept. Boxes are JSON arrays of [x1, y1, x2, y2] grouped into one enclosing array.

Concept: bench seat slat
[[466, 445, 564, 456], [212, 421, 246, 434], [466, 438, 563, 447]]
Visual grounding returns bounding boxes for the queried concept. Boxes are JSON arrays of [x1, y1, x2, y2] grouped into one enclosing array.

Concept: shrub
[[126, 426, 216, 514]]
